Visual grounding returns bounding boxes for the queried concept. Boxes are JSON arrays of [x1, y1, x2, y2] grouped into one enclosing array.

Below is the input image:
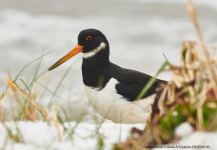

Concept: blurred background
[[1, 0, 217, 121]]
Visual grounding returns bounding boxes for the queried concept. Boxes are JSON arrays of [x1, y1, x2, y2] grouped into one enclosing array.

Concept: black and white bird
[[48, 29, 166, 124]]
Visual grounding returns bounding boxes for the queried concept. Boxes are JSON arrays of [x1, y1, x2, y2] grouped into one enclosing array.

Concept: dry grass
[[1, 78, 62, 141], [0, 51, 106, 148], [113, 0, 217, 149], [0, 50, 89, 143]]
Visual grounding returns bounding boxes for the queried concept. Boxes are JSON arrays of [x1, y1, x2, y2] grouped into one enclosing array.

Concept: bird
[[48, 29, 166, 124]]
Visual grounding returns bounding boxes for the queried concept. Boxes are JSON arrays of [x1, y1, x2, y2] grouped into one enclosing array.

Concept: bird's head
[[48, 28, 109, 71]]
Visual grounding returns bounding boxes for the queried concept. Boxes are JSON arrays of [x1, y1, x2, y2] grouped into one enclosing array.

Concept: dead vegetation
[[113, 0, 217, 149]]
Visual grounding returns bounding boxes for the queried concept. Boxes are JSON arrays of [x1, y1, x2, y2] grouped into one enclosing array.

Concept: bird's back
[[103, 63, 166, 102]]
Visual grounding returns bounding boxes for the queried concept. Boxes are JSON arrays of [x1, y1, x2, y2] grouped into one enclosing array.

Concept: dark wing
[[106, 63, 166, 102]]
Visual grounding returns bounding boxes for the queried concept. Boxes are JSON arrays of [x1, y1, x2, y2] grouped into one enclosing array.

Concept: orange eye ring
[[86, 36, 92, 40]]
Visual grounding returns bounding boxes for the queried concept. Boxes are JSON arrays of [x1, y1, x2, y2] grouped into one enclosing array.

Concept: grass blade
[[49, 57, 81, 103], [2, 51, 53, 99], [19, 78, 31, 93], [136, 61, 169, 101]]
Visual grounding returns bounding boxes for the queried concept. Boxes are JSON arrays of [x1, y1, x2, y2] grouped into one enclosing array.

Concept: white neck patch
[[83, 42, 106, 59]]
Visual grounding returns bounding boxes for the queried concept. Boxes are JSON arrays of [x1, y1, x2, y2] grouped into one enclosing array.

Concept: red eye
[[86, 36, 92, 40]]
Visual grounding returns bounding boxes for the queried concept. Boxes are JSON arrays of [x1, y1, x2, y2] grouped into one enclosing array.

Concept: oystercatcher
[[48, 29, 166, 124]]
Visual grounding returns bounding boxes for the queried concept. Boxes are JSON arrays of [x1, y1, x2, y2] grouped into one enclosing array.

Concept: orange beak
[[48, 44, 83, 71]]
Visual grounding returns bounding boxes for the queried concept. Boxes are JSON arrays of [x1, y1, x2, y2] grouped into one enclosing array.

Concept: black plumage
[[80, 29, 166, 102], [83, 61, 166, 102]]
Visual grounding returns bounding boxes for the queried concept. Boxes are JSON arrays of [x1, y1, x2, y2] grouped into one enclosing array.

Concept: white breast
[[84, 78, 155, 124]]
